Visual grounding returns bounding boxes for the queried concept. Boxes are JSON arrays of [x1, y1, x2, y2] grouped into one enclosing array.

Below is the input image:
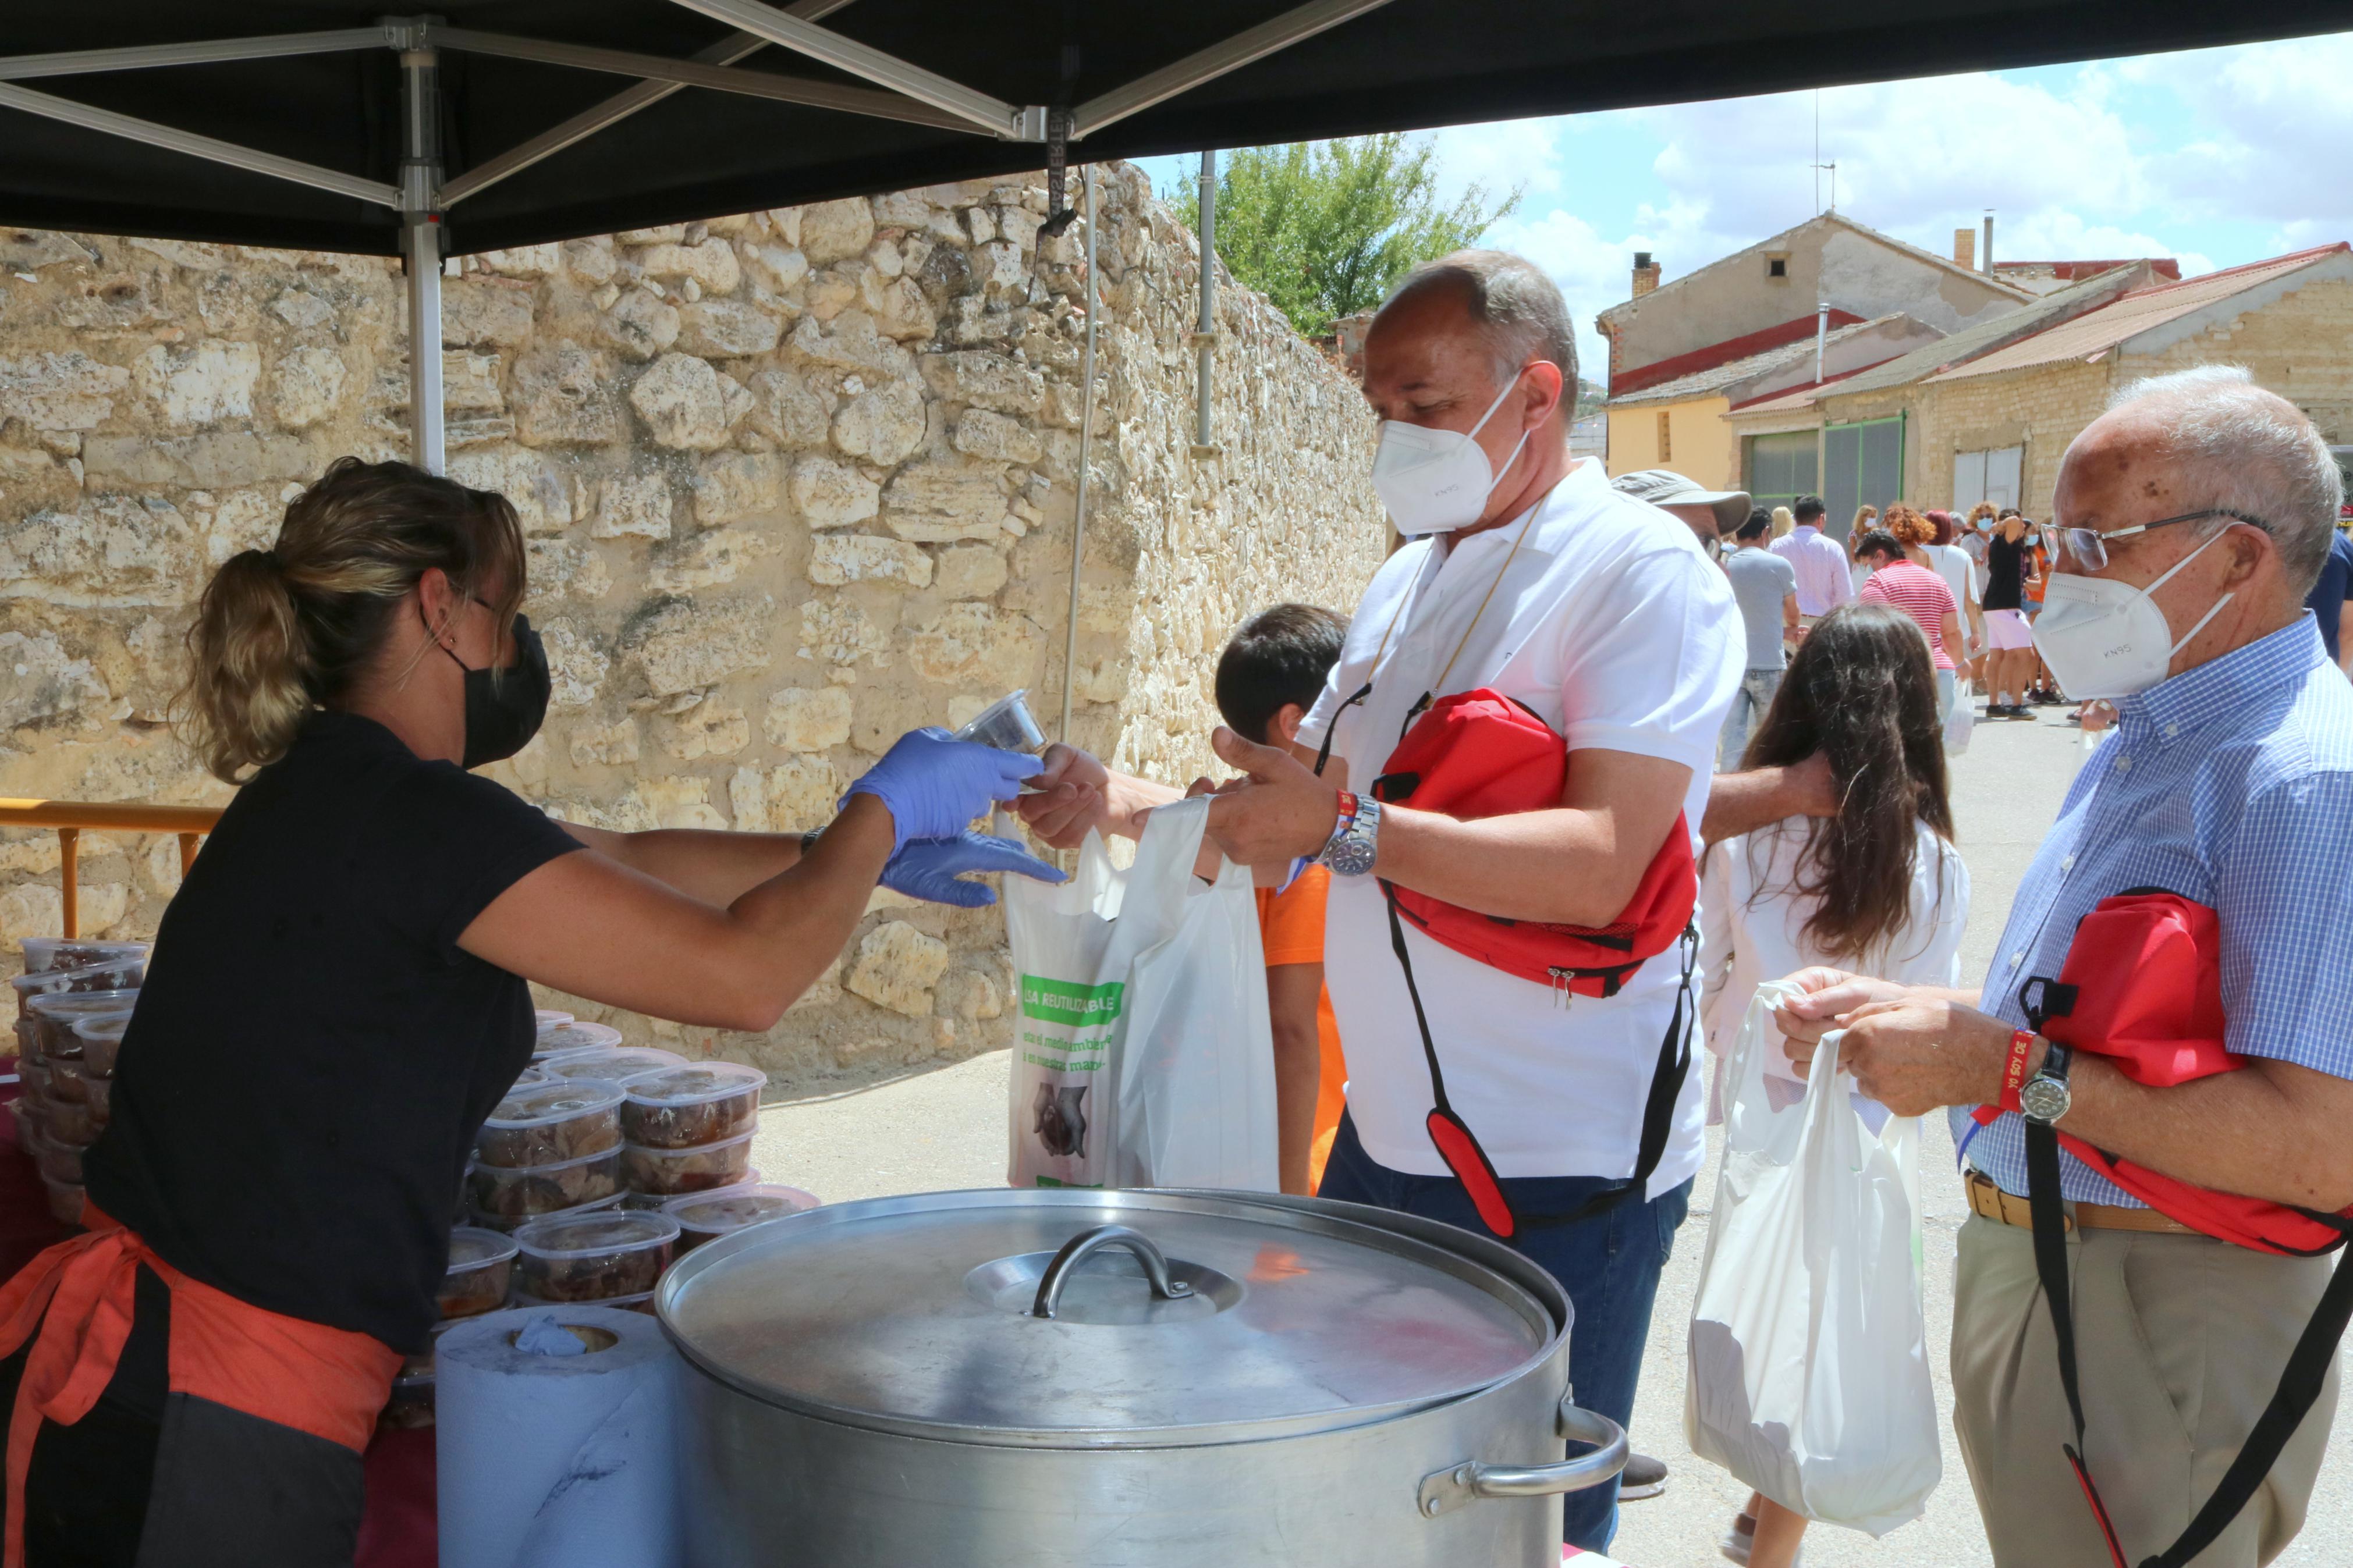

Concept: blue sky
[[1134, 31, 2353, 382]]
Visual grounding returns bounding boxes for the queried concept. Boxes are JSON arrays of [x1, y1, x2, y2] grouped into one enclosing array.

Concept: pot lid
[[658, 1189, 1559, 1448]]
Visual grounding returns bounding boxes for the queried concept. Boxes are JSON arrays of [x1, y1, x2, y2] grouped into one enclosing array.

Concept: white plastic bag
[[1685, 984, 1942, 1535], [1943, 678, 1974, 755], [1002, 797, 1279, 1192]]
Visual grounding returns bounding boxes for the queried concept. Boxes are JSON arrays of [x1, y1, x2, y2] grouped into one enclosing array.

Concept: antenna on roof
[[1811, 91, 1837, 215]]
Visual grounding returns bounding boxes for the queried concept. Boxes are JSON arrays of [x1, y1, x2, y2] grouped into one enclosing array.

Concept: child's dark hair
[[1215, 605, 1348, 745], [1735, 507, 1771, 542]]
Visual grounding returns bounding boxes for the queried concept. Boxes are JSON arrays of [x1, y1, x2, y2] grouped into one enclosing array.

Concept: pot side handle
[[1414, 1394, 1627, 1519]]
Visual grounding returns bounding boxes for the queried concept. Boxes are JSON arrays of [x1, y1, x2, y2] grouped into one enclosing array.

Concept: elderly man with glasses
[[1775, 365, 2353, 1567]]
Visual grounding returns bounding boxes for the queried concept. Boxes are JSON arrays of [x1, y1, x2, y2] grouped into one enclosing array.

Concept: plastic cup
[[952, 689, 1046, 753]]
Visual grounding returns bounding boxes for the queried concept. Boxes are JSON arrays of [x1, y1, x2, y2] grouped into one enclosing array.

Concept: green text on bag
[[1021, 975, 1125, 1027]]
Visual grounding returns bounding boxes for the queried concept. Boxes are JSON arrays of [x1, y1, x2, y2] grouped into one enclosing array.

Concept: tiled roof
[[1925, 245, 2352, 383], [1607, 316, 1905, 407]]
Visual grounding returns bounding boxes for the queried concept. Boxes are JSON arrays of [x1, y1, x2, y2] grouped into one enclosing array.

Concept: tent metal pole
[[0, 29, 386, 81], [1058, 164, 1098, 749], [1191, 149, 1219, 458], [398, 40, 446, 475], [1073, 0, 1396, 138], [0, 83, 397, 207]]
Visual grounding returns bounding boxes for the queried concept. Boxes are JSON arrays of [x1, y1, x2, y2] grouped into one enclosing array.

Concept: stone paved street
[[748, 703, 2353, 1566]]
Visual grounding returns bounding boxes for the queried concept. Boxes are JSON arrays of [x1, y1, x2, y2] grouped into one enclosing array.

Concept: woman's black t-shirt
[[1983, 534, 2029, 611], [84, 712, 581, 1352]]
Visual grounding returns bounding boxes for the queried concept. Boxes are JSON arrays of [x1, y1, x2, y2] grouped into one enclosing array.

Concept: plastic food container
[[13, 957, 144, 1017], [467, 1144, 622, 1221], [618, 1062, 766, 1149], [70, 1014, 130, 1078], [44, 1094, 96, 1144], [513, 1287, 655, 1315], [469, 1190, 623, 1235], [533, 1009, 575, 1034], [438, 1228, 520, 1319], [30, 1132, 83, 1186], [20, 938, 149, 976], [47, 1056, 93, 1104], [41, 1177, 83, 1227], [16, 1055, 50, 1098], [543, 1044, 685, 1083], [380, 1370, 435, 1430], [533, 1021, 626, 1058], [663, 1184, 820, 1252], [26, 991, 138, 1062], [512, 1209, 679, 1302], [620, 1128, 757, 1196], [84, 1075, 110, 1128], [474, 1079, 624, 1168], [952, 689, 1046, 753]]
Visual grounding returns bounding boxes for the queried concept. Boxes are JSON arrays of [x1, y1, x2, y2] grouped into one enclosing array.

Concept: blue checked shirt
[[1955, 614, 2353, 1204]]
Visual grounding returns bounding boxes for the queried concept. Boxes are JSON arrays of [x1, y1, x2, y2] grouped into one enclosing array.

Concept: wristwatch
[[1318, 792, 1382, 877], [2020, 1040, 2075, 1125]]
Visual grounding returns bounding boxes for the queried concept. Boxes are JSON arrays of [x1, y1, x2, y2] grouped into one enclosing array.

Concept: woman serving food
[[0, 458, 1057, 1565]]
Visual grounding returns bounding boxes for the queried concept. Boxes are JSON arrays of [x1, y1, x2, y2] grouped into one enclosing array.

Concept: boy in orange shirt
[[1214, 605, 1350, 1194]]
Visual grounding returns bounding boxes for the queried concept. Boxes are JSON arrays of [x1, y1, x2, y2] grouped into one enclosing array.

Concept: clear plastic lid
[[620, 1062, 766, 1107], [533, 1009, 575, 1032], [482, 1079, 624, 1129], [512, 1287, 655, 1314], [470, 1192, 623, 1234], [20, 938, 150, 975], [70, 1015, 130, 1046], [542, 1046, 684, 1082], [446, 1226, 521, 1274], [12, 957, 145, 997], [513, 1208, 680, 1260], [663, 1184, 820, 1235], [26, 990, 139, 1026], [535, 1021, 625, 1056], [508, 1064, 549, 1090]]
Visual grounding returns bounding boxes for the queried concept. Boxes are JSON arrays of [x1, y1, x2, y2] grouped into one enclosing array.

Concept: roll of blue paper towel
[[437, 1306, 682, 1568]]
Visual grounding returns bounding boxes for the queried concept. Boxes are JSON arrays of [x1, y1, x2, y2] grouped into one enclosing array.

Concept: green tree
[[1179, 134, 1521, 339]]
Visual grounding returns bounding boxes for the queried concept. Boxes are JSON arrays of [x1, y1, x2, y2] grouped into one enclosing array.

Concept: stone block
[[764, 685, 853, 751], [0, 496, 197, 606], [197, 489, 288, 566], [906, 603, 1045, 688], [691, 451, 783, 525], [564, 239, 619, 285], [568, 717, 638, 766], [744, 369, 832, 449], [882, 460, 1010, 543], [447, 445, 574, 536], [0, 351, 130, 432], [658, 701, 748, 760], [934, 543, 1009, 600], [442, 352, 504, 414], [627, 595, 774, 695], [649, 528, 771, 594], [786, 310, 910, 380], [675, 298, 783, 358], [539, 617, 607, 710], [629, 353, 739, 450], [619, 225, 689, 244], [971, 241, 1025, 292], [800, 198, 877, 265], [634, 238, 740, 296], [83, 431, 331, 489], [830, 379, 927, 465], [921, 350, 1045, 414], [791, 454, 880, 530], [952, 408, 1042, 464], [270, 347, 348, 429], [742, 244, 808, 294], [726, 763, 771, 832], [480, 244, 563, 278], [271, 290, 334, 330], [844, 919, 949, 1017], [134, 340, 258, 428], [0, 630, 109, 730], [642, 774, 728, 830], [441, 279, 536, 348], [512, 344, 623, 447], [935, 966, 1004, 1021], [525, 540, 612, 608], [763, 753, 840, 832], [808, 534, 931, 589], [0, 886, 62, 944], [601, 287, 682, 361], [592, 472, 672, 540]]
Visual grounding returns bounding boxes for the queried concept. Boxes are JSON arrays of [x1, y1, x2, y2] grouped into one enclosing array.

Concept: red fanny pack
[[1334, 688, 1697, 1242], [1996, 890, 2353, 1568]]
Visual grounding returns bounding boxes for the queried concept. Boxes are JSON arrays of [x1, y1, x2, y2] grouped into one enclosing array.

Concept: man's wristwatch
[[2020, 1040, 2075, 1125], [1318, 792, 1382, 877]]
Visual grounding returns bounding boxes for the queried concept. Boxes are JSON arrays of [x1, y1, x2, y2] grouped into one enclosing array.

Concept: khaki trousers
[[1951, 1214, 2339, 1567]]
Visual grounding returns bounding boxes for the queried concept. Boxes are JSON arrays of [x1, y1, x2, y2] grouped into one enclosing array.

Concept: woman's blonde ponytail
[[182, 549, 313, 781]]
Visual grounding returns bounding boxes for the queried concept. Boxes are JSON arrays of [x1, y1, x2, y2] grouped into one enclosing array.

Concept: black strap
[[2025, 1121, 2353, 1568], [1311, 681, 1369, 778]]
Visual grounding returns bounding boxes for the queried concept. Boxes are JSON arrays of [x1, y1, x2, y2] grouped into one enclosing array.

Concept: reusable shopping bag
[[1944, 678, 1974, 755], [1685, 983, 1942, 1536], [1002, 796, 1279, 1192]]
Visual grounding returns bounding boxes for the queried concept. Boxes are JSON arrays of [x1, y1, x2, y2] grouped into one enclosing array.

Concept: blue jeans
[[1317, 1112, 1693, 1553], [1717, 667, 1783, 771]]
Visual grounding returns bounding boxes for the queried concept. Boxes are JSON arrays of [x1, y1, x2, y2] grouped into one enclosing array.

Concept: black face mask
[[430, 605, 551, 769]]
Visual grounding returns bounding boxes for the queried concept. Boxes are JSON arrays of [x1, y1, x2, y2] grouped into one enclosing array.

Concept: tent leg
[[398, 37, 446, 475]]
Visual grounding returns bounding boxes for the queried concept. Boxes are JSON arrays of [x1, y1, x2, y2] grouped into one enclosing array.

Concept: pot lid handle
[[1030, 1224, 1195, 1320]]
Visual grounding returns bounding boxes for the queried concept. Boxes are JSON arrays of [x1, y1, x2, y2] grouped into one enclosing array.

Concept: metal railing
[[0, 799, 222, 937]]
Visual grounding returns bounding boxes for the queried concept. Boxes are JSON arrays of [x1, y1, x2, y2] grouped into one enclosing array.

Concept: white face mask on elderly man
[[1371, 372, 1532, 536], [2030, 525, 2236, 700]]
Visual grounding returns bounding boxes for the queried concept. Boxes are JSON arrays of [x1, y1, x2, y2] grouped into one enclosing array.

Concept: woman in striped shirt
[[1855, 527, 1965, 720]]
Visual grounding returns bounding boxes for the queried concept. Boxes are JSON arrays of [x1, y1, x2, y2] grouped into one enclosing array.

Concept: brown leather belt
[[1965, 1168, 2197, 1236]]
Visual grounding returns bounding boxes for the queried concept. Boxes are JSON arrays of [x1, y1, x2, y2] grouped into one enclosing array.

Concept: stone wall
[[0, 163, 1385, 1086]]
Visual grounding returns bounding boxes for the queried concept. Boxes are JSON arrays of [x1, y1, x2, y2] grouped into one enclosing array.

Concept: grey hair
[[2106, 364, 2343, 593], [1383, 249, 1579, 393]]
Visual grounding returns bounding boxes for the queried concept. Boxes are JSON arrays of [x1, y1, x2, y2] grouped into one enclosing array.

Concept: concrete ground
[[748, 705, 2353, 1567]]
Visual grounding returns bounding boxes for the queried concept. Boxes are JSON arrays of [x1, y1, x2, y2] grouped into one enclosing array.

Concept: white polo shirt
[[1299, 457, 1742, 1190]]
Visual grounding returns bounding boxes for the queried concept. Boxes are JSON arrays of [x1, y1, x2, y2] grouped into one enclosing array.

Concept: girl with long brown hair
[[1694, 601, 1969, 1568]]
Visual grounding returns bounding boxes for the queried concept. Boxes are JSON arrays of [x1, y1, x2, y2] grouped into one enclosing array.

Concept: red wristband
[[1996, 1029, 2038, 1115]]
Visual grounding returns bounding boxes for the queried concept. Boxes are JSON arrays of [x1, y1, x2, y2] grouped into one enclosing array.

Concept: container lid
[[446, 1227, 519, 1273], [12, 959, 143, 995], [20, 938, 149, 975], [542, 1045, 685, 1081], [471, 1192, 623, 1234], [70, 1015, 132, 1044], [534, 1021, 625, 1056], [658, 1189, 1558, 1449], [533, 1009, 574, 1033], [26, 989, 139, 1021], [507, 1064, 549, 1090], [619, 1061, 765, 1107], [481, 1079, 623, 1129], [663, 1185, 819, 1235], [514, 1208, 679, 1260]]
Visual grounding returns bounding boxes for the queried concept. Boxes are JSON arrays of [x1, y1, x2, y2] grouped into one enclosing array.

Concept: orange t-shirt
[[1254, 866, 1348, 1191]]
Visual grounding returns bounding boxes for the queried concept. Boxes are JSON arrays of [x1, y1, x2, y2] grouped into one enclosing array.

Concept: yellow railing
[[0, 799, 223, 937]]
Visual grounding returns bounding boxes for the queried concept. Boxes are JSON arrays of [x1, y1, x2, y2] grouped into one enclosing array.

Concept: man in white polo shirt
[[1018, 250, 1742, 1553]]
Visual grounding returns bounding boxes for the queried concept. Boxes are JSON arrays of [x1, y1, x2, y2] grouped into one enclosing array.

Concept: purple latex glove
[[841, 727, 1041, 852], [882, 830, 1067, 908]]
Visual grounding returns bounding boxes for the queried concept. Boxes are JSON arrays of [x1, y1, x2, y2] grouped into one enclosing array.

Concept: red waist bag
[[1368, 689, 1697, 997]]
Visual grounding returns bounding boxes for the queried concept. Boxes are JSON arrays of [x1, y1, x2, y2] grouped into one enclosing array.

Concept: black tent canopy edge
[[1, 0, 2350, 258]]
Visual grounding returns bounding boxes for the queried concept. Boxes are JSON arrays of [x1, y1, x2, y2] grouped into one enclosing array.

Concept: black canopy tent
[[5, 0, 2352, 471]]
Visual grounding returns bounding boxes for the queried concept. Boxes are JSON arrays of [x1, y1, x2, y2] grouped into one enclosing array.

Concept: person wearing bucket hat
[[1610, 470, 1754, 553]]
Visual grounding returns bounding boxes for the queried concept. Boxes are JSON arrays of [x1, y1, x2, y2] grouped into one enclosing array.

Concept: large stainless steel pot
[[657, 1187, 1621, 1567]]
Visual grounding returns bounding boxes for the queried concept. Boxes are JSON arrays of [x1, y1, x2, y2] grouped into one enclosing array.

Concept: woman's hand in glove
[[882, 831, 1066, 908], [841, 728, 1042, 851]]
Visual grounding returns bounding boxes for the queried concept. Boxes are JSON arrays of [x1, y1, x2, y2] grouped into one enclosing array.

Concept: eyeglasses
[[2039, 508, 2265, 571]]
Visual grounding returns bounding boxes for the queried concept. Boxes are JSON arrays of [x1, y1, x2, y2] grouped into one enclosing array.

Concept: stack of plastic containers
[[615, 1063, 767, 1199], [510, 1207, 680, 1313], [9, 939, 147, 1225], [467, 1079, 631, 1232], [385, 1225, 520, 1427]]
